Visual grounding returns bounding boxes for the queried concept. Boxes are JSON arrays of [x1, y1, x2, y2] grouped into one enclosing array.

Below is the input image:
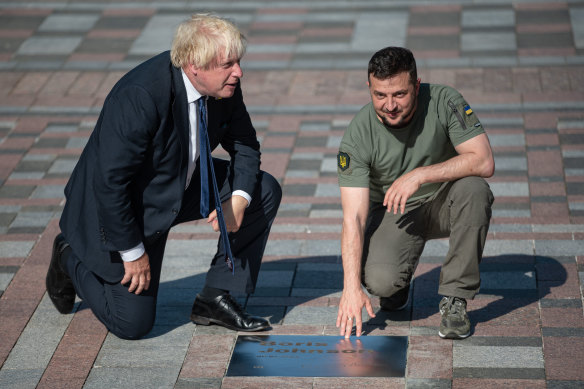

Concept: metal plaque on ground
[[226, 335, 407, 377]]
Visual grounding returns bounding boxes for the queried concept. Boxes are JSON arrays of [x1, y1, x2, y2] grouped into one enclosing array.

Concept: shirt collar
[[180, 68, 203, 104]]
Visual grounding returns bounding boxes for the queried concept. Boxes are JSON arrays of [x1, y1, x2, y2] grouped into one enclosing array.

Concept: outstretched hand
[[336, 288, 376, 338]]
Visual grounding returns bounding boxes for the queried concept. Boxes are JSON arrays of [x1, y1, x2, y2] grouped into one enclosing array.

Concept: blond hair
[[171, 14, 246, 69]]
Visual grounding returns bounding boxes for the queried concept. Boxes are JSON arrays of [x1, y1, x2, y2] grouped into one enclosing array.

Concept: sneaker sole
[[438, 329, 470, 339]]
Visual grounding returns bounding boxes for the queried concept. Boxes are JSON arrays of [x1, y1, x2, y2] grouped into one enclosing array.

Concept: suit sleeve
[[219, 84, 261, 195], [93, 85, 158, 252]]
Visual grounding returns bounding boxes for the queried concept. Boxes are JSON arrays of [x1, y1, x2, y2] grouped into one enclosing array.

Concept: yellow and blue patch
[[464, 104, 473, 115]]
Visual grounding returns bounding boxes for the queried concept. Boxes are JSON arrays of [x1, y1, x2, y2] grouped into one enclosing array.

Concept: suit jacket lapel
[[171, 65, 190, 187]]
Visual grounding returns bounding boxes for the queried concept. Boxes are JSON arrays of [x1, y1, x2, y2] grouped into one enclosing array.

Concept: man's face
[[187, 53, 243, 98], [368, 72, 420, 129]]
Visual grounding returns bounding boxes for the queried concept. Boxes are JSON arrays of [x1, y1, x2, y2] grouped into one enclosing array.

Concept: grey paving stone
[[571, 8, 584, 49], [293, 270, 343, 289], [255, 270, 295, 288], [65, 137, 88, 149], [2, 296, 72, 371], [488, 182, 529, 197], [14, 160, 52, 173], [453, 367, 545, 379], [483, 240, 534, 256], [250, 287, 290, 297], [488, 133, 525, 147], [0, 185, 35, 199], [285, 170, 319, 178], [275, 202, 311, 214], [453, 345, 543, 368], [297, 262, 342, 272], [462, 32, 517, 51], [47, 158, 77, 175], [540, 298, 582, 308], [0, 241, 35, 258], [326, 135, 342, 148], [459, 336, 541, 347], [283, 306, 340, 325], [462, 9, 515, 28], [480, 271, 536, 290], [0, 272, 14, 292], [493, 156, 527, 171], [38, 14, 99, 32], [300, 121, 331, 132], [283, 184, 316, 196], [164, 239, 218, 257], [30, 185, 65, 199], [547, 381, 584, 389], [10, 211, 54, 228], [288, 159, 321, 170], [0, 368, 45, 389], [130, 15, 186, 55], [0, 205, 21, 213], [492, 209, 531, 218], [84, 366, 180, 389], [95, 340, 189, 368], [246, 305, 286, 324], [352, 12, 408, 50], [406, 378, 452, 389], [0, 212, 16, 227], [291, 152, 325, 160], [315, 183, 339, 197], [302, 240, 340, 256], [17, 37, 83, 55], [535, 240, 584, 256], [291, 288, 342, 297], [159, 266, 209, 283], [309, 209, 343, 218], [264, 240, 302, 256], [157, 286, 199, 307]]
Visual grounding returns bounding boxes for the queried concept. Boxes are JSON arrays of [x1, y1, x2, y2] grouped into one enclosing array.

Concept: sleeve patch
[[337, 151, 350, 172], [464, 104, 473, 115]]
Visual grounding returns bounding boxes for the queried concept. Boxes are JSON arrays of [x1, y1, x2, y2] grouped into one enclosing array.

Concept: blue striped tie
[[197, 97, 235, 273]]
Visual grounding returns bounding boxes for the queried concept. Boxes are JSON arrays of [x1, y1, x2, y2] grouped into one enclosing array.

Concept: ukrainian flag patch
[[464, 104, 473, 115]]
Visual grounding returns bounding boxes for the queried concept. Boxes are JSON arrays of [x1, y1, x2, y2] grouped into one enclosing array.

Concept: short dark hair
[[368, 47, 417, 85]]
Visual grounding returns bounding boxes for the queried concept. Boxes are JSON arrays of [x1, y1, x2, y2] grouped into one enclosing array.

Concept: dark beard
[[381, 94, 418, 129]]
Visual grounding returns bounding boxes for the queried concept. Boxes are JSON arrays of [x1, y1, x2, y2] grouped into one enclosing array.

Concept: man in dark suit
[[45, 14, 282, 339]]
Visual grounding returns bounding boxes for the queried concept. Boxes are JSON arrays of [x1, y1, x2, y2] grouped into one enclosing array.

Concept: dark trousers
[[62, 159, 282, 339]]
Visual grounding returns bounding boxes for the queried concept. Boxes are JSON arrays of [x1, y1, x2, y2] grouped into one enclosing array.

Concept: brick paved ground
[[1, 0, 584, 388]]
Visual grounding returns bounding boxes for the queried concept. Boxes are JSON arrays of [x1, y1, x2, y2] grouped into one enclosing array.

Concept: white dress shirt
[[119, 69, 251, 262]]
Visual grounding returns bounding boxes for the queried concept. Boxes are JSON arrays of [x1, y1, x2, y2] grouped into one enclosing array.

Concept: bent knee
[[452, 177, 494, 204], [109, 314, 155, 340], [363, 265, 409, 298]]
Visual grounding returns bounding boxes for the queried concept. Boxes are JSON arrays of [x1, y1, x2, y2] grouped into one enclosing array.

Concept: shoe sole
[[438, 329, 470, 339], [190, 314, 270, 332]]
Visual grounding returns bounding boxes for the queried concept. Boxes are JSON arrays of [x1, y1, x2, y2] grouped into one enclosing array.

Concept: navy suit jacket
[[59, 51, 261, 282]]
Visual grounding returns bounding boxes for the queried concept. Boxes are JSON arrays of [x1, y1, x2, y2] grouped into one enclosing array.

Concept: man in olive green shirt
[[336, 47, 495, 339]]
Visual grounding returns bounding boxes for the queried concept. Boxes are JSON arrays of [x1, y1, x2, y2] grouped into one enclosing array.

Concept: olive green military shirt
[[337, 84, 484, 203]]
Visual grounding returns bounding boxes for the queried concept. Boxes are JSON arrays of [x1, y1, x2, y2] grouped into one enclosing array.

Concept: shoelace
[[441, 297, 465, 315]]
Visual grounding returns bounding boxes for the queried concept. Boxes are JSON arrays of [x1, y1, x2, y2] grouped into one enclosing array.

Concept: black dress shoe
[[190, 293, 271, 332], [45, 233, 75, 314], [380, 283, 411, 311]]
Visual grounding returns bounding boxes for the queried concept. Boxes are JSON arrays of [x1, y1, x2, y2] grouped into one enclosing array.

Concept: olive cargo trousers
[[362, 176, 494, 300]]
